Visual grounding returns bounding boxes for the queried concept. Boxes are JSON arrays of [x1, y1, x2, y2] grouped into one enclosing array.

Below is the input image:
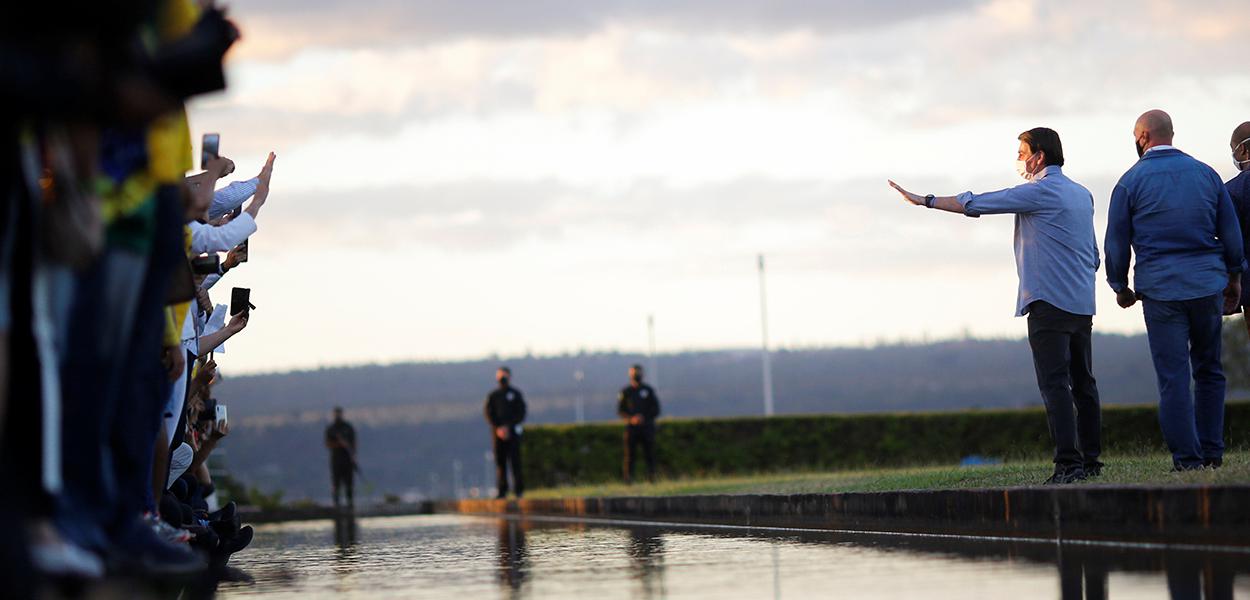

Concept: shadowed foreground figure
[[1105, 110, 1244, 471], [485, 366, 526, 498], [618, 364, 661, 484], [888, 127, 1103, 484], [324, 407, 356, 507]]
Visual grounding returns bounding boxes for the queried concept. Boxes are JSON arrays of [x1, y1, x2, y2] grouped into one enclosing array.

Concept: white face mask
[[1234, 137, 1250, 171], [1016, 158, 1037, 181]]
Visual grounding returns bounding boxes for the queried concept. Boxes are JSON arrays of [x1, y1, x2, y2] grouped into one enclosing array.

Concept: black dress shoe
[[1203, 457, 1223, 469], [1043, 467, 1087, 485], [1083, 462, 1103, 477]]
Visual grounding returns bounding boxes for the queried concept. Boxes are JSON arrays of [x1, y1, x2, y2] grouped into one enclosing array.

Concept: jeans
[[1141, 294, 1226, 468], [1026, 301, 1102, 471]]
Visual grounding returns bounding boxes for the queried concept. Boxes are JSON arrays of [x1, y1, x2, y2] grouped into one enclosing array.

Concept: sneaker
[[207, 501, 237, 523], [222, 526, 253, 555], [109, 517, 206, 576], [1203, 457, 1223, 469], [31, 538, 104, 579], [146, 512, 192, 545], [1084, 463, 1103, 477], [1043, 467, 1087, 485]]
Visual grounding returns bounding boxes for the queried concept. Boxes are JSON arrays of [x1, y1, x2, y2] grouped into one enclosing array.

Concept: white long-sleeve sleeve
[[190, 212, 257, 254], [209, 178, 259, 220]]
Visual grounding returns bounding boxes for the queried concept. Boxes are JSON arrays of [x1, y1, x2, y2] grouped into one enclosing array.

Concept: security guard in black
[[485, 366, 527, 498], [618, 364, 660, 483]]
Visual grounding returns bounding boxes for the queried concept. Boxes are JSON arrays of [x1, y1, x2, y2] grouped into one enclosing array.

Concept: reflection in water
[[626, 528, 666, 599], [218, 515, 1250, 599], [497, 518, 530, 596], [333, 515, 358, 550]]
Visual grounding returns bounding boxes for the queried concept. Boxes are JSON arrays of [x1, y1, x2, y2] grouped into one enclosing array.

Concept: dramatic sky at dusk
[[191, 0, 1250, 374]]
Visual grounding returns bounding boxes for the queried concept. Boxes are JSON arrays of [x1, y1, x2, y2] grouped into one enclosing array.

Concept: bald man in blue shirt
[[890, 127, 1102, 484], [1105, 110, 1245, 471]]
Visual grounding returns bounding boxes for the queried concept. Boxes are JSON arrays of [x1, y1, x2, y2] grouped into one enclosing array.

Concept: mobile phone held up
[[201, 133, 220, 169], [230, 287, 255, 316], [215, 404, 228, 429], [190, 254, 220, 275]]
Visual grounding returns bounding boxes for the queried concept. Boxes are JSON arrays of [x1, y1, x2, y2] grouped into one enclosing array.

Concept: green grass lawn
[[526, 451, 1250, 499]]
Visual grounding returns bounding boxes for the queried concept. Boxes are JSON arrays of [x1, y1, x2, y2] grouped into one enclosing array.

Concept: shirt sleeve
[[957, 184, 1042, 217], [1104, 182, 1134, 293], [190, 212, 257, 254], [1215, 178, 1246, 275], [208, 178, 259, 221]]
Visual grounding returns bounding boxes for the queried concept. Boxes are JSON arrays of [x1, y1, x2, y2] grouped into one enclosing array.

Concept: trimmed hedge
[[522, 402, 1250, 489]]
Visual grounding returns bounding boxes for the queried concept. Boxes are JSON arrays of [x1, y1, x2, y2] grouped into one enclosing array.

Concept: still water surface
[[218, 514, 1249, 599]]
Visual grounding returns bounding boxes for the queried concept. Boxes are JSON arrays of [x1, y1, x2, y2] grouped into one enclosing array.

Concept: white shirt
[[190, 212, 256, 254]]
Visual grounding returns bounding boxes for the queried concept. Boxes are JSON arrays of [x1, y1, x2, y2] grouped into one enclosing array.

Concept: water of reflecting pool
[[216, 514, 1250, 599]]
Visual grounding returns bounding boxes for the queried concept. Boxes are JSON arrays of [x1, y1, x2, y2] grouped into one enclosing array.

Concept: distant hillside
[[215, 334, 1169, 502]]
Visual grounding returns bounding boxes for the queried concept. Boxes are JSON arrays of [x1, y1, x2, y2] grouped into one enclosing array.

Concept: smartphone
[[201, 133, 220, 169], [190, 254, 220, 275], [215, 404, 227, 429], [229, 287, 254, 316]]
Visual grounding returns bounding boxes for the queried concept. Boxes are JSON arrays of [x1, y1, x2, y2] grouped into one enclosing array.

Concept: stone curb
[[435, 485, 1250, 548]]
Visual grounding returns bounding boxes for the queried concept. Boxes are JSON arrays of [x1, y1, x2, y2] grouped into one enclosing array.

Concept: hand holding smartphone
[[201, 133, 220, 169]]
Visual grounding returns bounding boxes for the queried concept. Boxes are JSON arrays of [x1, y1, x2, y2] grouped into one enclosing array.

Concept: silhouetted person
[[485, 367, 526, 498], [619, 364, 661, 483], [496, 519, 529, 596], [1227, 120, 1250, 343], [324, 407, 357, 507]]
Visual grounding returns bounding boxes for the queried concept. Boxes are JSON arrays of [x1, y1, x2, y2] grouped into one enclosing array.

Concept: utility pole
[[647, 314, 659, 389], [452, 459, 462, 499], [573, 369, 585, 424], [758, 254, 775, 417]]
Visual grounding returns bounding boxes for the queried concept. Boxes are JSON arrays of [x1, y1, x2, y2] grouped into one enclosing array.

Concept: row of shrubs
[[522, 402, 1249, 489]]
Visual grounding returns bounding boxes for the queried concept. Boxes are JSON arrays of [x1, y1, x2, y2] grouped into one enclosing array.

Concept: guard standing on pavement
[[618, 364, 661, 483], [485, 366, 527, 498], [324, 406, 357, 507]]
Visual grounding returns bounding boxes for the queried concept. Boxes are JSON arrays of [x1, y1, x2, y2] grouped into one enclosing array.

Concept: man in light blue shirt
[[1104, 110, 1244, 471], [889, 127, 1102, 484]]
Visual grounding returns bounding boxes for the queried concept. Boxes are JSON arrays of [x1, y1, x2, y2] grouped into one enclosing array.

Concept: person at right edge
[[485, 366, 526, 499], [1227, 121, 1250, 341], [618, 364, 661, 484], [887, 127, 1102, 485], [1104, 110, 1245, 472]]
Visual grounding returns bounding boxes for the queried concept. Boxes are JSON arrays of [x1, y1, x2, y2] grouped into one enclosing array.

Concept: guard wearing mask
[[618, 364, 661, 483], [1227, 121, 1250, 337], [485, 366, 526, 498]]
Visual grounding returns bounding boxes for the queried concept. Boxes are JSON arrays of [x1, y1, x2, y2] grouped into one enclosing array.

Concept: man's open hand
[[887, 180, 924, 206]]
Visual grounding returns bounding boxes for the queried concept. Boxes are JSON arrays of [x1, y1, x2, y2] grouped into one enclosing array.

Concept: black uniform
[[618, 383, 661, 483], [485, 386, 527, 497], [325, 419, 356, 506]]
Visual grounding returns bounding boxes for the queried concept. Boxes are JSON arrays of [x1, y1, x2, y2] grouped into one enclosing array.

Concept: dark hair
[[631, 364, 644, 371], [498, 366, 511, 375], [1018, 127, 1064, 167]]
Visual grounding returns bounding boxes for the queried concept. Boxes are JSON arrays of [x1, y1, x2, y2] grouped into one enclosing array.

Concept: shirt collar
[[1145, 145, 1176, 154], [1033, 165, 1061, 181]]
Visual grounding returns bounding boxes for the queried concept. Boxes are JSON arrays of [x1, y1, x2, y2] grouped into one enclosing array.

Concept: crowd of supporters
[[1, 0, 273, 592]]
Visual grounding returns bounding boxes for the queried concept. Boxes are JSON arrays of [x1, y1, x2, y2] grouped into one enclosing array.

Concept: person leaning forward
[[1105, 110, 1245, 472], [889, 127, 1103, 484], [485, 366, 527, 499], [618, 364, 661, 484]]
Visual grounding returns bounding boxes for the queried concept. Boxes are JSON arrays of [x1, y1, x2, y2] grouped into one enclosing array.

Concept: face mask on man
[[1234, 138, 1250, 171], [1016, 153, 1041, 181], [1135, 135, 1146, 158], [498, 376, 510, 387]]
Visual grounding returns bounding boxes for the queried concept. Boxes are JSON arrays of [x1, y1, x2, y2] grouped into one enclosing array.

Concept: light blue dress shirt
[[956, 166, 1100, 317]]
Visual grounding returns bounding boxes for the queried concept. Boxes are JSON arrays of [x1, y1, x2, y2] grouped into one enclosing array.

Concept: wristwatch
[[924, 194, 936, 208]]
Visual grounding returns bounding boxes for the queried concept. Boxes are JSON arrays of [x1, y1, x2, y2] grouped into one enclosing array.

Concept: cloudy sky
[[191, 0, 1250, 374]]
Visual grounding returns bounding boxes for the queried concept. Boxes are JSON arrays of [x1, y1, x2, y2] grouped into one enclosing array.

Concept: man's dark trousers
[[624, 425, 656, 483], [1026, 301, 1102, 472], [494, 436, 523, 497], [331, 456, 353, 507], [1141, 294, 1225, 469]]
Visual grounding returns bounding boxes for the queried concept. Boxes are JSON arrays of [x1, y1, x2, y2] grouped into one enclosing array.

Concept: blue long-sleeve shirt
[[1227, 169, 1250, 306], [956, 166, 1100, 317], [1104, 148, 1245, 301]]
